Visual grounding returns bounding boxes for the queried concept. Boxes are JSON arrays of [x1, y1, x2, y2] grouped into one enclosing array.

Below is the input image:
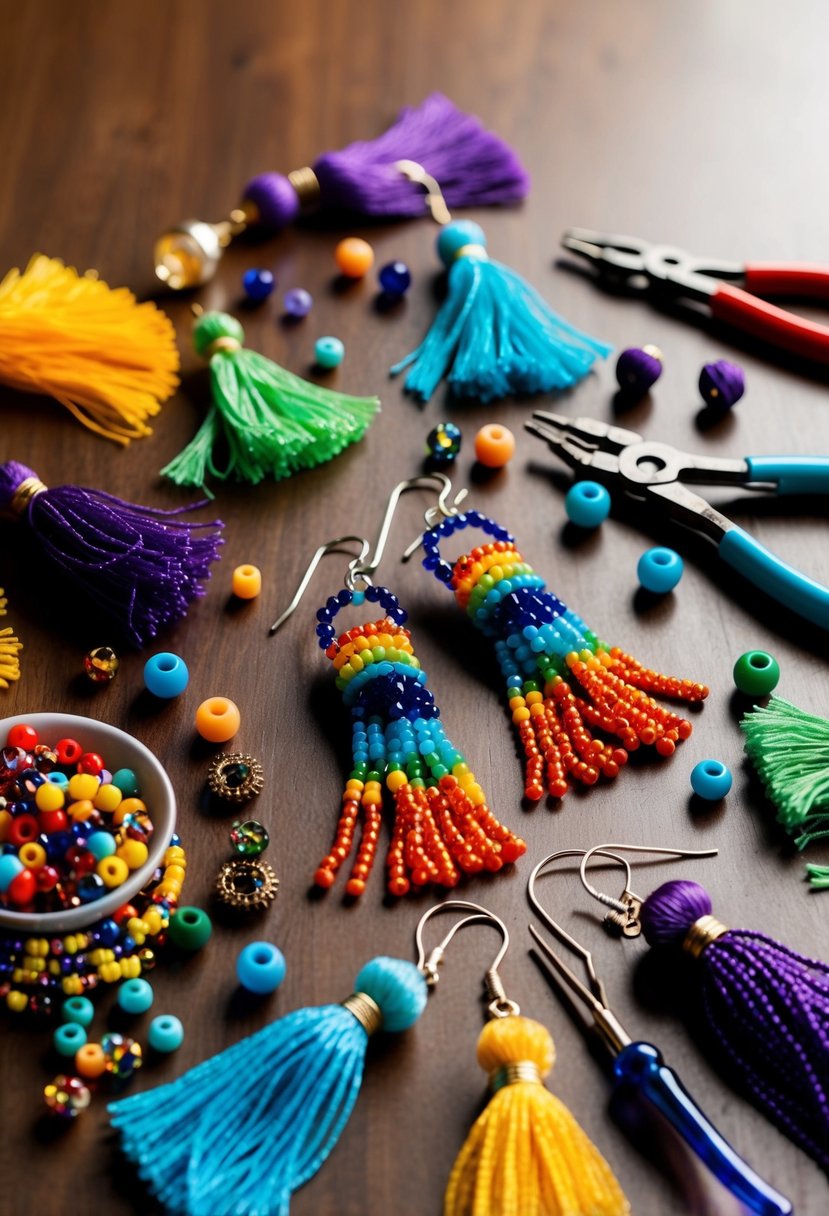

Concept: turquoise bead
[[62, 996, 95, 1028], [46, 771, 69, 789], [733, 650, 780, 696], [144, 652, 190, 698], [565, 481, 611, 528], [237, 941, 286, 994], [437, 220, 486, 266], [117, 977, 154, 1015], [690, 759, 733, 801], [0, 854, 24, 892], [148, 1014, 184, 1054], [637, 547, 683, 593], [111, 768, 139, 797], [54, 1022, 87, 1056], [87, 831, 116, 860], [315, 336, 345, 369]]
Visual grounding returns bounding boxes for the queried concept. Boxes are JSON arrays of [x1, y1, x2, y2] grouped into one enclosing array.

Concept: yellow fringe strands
[[0, 589, 22, 688], [0, 254, 180, 444], [445, 1016, 629, 1216]]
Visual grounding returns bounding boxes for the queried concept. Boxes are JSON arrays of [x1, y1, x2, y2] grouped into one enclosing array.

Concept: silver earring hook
[[268, 535, 370, 635], [415, 899, 519, 1018], [352, 473, 468, 581], [578, 842, 718, 935]]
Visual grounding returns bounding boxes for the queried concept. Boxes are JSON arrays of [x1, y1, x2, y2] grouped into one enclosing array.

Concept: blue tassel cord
[[109, 957, 427, 1216], [391, 220, 610, 403]]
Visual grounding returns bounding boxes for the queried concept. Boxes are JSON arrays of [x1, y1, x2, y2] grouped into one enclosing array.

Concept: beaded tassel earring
[[270, 481, 526, 897], [415, 901, 630, 1216], [419, 511, 708, 800]]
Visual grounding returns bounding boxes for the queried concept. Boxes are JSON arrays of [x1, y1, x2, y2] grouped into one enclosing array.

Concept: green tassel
[[740, 696, 829, 860], [161, 312, 380, 487]]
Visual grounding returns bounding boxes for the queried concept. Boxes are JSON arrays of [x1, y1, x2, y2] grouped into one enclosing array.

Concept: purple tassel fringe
[[314, 93, 530, 216], [642, 879, 829, 1172], [0, 461, 224, 649]]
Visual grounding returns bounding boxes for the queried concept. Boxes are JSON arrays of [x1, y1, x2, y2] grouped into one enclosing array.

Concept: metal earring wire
[[269, 536, 370, 634], [415, 899, 519, 1018]]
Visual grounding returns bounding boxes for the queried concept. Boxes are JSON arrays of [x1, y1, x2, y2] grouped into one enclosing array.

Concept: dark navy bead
[[242, 268, 275, 302], [365, 586, 380, 602], [337, 589, 352, 605], [378, 261, 412, 296], [436, 565, 453, 583], [98, 919, 120, 947]]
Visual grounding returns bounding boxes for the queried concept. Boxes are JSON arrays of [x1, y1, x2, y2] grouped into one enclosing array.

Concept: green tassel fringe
[[162, 312, 380, 488], [740, 696, 829, 868]]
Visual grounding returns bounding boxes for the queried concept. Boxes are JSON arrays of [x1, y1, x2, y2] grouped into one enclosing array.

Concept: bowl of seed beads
[[0, 713, 176, 932]]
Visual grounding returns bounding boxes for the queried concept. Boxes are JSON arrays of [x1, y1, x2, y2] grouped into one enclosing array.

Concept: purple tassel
[[244, 94, 530, 231], [0, 460, 223, 648], [641, 878, 829, 1171]]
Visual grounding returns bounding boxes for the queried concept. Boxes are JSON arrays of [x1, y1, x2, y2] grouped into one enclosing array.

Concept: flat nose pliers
[[562, 228, 829, 364], [525, 411, 829, 629]]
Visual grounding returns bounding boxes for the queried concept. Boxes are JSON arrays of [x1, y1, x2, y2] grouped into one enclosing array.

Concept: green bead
[[507, 687, 522, 699], [432, 765, 448, 779], [229, 819, 269, 857], [111, 768, 139, 797], [733, 650, 780, 696], [193, 311, 245, 357], [168, 906, 213, 952], [367, 770, 382, 782]]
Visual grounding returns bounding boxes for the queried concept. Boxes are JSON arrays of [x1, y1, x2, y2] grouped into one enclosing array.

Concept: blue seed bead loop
[[564, 481, 612, 528], [690, 759, 733, 801], [144, 652, 190, 699], [54, 1021, 87, 1056], [62, 996, 95, 1028], [117, 977, 154, 1015], [148, 1014, 184, 1054], [637, 547, 684, 594], [315, 336, 345, 369], [422, 511, 516, 585], [237, 941, 286, 994], [378, 260, 412, 296], [242, 268, 275, 302]]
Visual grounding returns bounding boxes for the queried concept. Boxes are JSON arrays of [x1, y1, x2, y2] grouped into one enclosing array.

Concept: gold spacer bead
[[342, 991, 382, 1036], [683, 914, 728, 959]]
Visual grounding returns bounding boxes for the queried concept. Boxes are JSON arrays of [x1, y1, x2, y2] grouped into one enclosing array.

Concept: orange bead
[[313, 867, 336, 889], [335, 237, 374, 278], [345, 878, 366, 897], [232, 564, 262, 599], [195, 696, 241, 743], [76, 1042, 106, 1079], [474, 423, 516, 468]]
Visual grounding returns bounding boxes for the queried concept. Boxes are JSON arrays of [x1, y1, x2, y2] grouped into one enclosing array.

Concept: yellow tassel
[[0, 589, 22, 688], [0, 254, 180, 444], [445, 1016, 629, 1216]]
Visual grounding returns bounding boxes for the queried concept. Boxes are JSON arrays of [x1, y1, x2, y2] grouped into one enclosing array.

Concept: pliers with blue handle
[[525, 411, 829, 629], [562, 228, 829, 364]]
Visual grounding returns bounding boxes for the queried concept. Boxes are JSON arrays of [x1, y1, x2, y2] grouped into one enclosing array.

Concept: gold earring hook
[[394, 161, 452, 226], [579, 842, 718, 937], [268, 535, 370, 635], [414, 899, 518, 1018]]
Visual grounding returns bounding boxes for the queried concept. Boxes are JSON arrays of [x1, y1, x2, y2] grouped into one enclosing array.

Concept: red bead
[[65, 846, 96, 875], [7, 724, 39, 750], [56, 739, 82, 766], [39, 809, 69, 835], [7, 867, 37, 906], [8, 814, 40, 847], [78, 752, 104, 776], [37, 866, 60, 892], [113, 903, 138, 924]]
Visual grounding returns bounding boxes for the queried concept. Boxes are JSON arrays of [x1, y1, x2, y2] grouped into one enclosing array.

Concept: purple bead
[[242, 173, 301, 231], [378, 261, 412, 296], [242, 269, 275, 302], [699, 359, 745, 411], [283, 288, 313, 319], [615, 345, 663, 396]]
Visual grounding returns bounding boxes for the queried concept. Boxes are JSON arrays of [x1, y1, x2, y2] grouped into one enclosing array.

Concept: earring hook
[[268, 535, 370, 635], [579, 842, 718, 936], [414, 899, 518, 1018], [352, 473, 468, 581], [395, 161, 452, 226]]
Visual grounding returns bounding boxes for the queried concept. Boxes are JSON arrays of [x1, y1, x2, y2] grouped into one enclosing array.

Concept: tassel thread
[[0, 589, 22, 688]]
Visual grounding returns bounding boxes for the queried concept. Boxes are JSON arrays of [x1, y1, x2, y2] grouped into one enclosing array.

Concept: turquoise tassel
[[109, 956, 428, 1215], [391, 219, 611, 403]]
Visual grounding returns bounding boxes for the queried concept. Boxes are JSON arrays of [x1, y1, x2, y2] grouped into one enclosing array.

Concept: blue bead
[[564, 481, 611, 528], [378, 260, 412, 296], [87, 831, 116, 860], [690, 759, 733, 801], [315, 336, 345, 369], [78, 873, 107, 904], [437, 220, 487, 267], [283, 288, 313, 318], [0, 854, 23, 892], [637, 547, 684, 594], [98, 919, 121, 947], [117, 977, 154, 1015], [54, 1021, 87, 1056], [46, 772, 69, 789], [144, 652, 190, 698], [148, 1013, 184, 1053], [237, 941, 286, 994], [242, 268, 275, 302], [62, 996, 95, 1028]]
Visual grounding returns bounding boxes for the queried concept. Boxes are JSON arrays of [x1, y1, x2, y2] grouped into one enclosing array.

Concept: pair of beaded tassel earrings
[[271, 474, 709, 899]]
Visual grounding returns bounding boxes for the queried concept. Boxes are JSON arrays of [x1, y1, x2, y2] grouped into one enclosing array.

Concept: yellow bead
[[0, 809, 11, 841], [512, 707, 531, 724], [35, 783, 65, 812], [62, 976, 83, 995], [99, 961, 121, 983], [232, 563, 262, 599], [68, 773, 100, 801], [116, 840, 149, 871], [112, 797, 147, 826], [386, 770, 408, 793], [97, 855, 129, 888], [120, 957, 141, 978], [7, 991, 27, 1013], [18, 842, 46, 869], [452, 763, 470, 777], [143, 908, 163, 935], [25, 937, 48, 957], [525, 691, 543, 705], [93, 783, 123, 813], [64, 935, 80, 955], [68, 799, 96, 822]]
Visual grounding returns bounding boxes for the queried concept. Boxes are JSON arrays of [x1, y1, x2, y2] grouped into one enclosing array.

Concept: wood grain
[[0, 1, 828, 1213]]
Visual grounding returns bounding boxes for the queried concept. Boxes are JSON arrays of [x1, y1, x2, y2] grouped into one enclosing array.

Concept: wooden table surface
[[1, 2, 828, 1213]]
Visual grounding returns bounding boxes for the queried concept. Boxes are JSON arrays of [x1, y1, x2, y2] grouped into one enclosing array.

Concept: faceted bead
[[229, 819, 269, 857], [101, 1032, 143, 1081], [44, 1073, 91, 1118], [83, 646, 119, 683], [425, 421, 462, 465]]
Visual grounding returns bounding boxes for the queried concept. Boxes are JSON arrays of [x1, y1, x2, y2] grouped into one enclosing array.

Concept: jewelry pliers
[[525, 411, 829, 629], [562, 228, 829, 363]]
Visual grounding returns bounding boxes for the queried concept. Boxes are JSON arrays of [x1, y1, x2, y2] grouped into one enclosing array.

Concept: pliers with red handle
[[562, 228, 829, 364]]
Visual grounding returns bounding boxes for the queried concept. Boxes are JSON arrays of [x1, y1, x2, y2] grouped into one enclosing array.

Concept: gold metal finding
[[683, 915, 728, 960], [342, 992, 383, 1036]]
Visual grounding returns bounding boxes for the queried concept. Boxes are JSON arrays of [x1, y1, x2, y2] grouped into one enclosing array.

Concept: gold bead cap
[[683, 914, 728, 960], [342, 992, 383, 1036], [490, 1061, 543, 1092], [7, 477, 47, 517]]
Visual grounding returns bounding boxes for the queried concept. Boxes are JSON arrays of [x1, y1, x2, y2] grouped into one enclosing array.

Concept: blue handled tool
[[527, 848, 793, 1216], [526, 411, 829, 629]]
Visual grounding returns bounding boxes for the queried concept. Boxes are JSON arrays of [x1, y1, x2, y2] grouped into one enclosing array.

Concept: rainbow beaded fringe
[[313, 584, 525, 897], [422, 512, 708, 801]]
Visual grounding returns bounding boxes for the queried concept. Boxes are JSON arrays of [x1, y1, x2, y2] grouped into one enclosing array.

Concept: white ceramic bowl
[[0, 712, 176, 933]]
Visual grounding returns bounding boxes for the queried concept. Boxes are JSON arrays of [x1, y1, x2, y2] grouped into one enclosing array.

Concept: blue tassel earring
[[109, 956, 428, 1215], [391, 218, 611, 403]]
